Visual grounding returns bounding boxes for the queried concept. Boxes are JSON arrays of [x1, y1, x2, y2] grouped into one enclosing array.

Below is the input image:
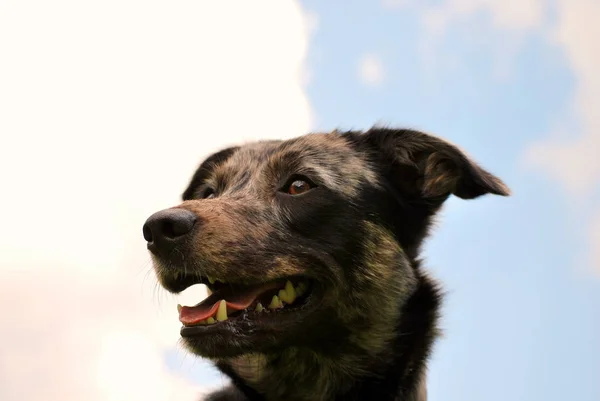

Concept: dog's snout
[[143, 208, 197, 257]]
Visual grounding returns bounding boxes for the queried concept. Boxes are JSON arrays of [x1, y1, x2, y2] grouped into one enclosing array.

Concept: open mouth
[[174, 274, 313, 333]]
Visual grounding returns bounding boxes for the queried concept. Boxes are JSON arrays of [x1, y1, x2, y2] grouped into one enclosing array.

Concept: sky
[[0, 1, 598, 401]]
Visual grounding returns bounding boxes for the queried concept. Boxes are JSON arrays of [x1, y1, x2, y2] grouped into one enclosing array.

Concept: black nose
[[142, 208, 197, 258]]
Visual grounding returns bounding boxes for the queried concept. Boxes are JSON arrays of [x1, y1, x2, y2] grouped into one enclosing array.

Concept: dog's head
[[143, 128, 509, 359]]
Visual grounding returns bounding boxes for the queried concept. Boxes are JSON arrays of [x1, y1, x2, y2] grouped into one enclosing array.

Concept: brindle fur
[[147, 127, 510, 401]]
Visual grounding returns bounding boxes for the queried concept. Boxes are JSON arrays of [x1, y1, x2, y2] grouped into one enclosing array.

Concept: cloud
[[383, 0, 545, 31], [524, 0, 600, 272], [381, 0, 411, 8], [358, 53, 385, 87], [0, 1, 313, 400], [0, 268, 209, 401], [524, 0, 600, 195], [386, 0, 546, 81]]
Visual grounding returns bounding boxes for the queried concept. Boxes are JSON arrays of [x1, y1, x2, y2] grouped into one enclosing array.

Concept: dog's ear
[[358, 128, 510, 200]]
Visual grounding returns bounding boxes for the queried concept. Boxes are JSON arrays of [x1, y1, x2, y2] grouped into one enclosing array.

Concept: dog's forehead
[[213, 132, 379, 194]]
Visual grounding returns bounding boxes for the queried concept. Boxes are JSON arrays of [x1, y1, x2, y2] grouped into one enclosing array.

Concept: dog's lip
[[179, 278, 320, 337]]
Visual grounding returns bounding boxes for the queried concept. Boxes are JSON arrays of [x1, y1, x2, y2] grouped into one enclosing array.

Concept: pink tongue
[[179, 281, 281, 325]]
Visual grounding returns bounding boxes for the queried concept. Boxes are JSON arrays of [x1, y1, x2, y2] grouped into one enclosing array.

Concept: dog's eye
[[200, 188, 216, 199], [288, 180, 312, 195]]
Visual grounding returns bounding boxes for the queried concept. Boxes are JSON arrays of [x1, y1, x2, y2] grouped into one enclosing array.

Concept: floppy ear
[[360, 128, 510, 200]]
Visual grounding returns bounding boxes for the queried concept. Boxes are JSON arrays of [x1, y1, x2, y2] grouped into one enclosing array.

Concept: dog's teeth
[[278, 289, 288, 303], [206, 317, 216, 324], [255, 303, 264, 312], [285, 280, 297, 303], [199, 319, 207, 325], [269, 295, 283, 309], [206, 288, 212, 296], [278, 283, 296, 304], [177, 304, 182, 313], [208, 276, 216, 284], [216, 300, 228, 321]]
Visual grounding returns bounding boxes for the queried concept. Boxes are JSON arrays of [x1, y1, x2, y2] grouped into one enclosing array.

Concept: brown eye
[[201, 188, 215, 199], [288, 180, 312, 195]]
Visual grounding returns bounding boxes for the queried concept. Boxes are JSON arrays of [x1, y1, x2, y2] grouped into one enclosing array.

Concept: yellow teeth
[[278, 289, 286, 303], [286, 280, 296, 295], [269, 295, 283, 309], [278, 280, 297, 304], [194, 316, 217, 325], [216, 300, 228, 321], [180, 281, 309, 327]]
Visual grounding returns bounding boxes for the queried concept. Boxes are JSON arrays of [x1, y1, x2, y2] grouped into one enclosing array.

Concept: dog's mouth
[[173, 274, 314, 335]]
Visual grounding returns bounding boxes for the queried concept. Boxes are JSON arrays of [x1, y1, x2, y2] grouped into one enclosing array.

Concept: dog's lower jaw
[[209, 271, 441, 401]]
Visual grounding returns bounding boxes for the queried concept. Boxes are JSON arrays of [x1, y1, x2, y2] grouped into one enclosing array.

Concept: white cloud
[[524, 0, 600, 273], [525, 0, 600, 195], [0, 0, 313, 400], [387, 0, 546, 82], [359, 53, 385, 86], [384, 0, 545, 31], [381, 0, 412, 8]]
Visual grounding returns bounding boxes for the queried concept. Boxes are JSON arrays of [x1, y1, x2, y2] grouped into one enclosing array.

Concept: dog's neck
[[215, 273, 441, 401], [225, 349, 365, 401], [224, 352, 428, 401]]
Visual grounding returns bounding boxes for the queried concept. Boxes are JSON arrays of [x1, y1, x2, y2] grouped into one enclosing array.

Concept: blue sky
[[167, 1, 600, 400]]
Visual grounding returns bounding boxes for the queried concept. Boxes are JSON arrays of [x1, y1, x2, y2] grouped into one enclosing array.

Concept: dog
[[143, 127, 510, 401]]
